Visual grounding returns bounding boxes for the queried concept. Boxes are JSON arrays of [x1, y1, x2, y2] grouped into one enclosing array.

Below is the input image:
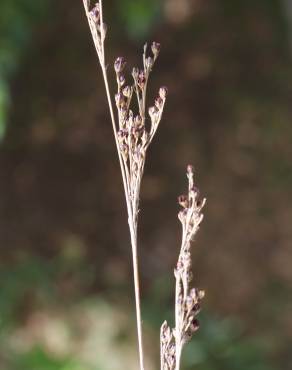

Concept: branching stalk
[[82, 2, 167, 370]]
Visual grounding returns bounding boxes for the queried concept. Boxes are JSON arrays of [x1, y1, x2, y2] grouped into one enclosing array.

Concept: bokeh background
[[0, 0, 292, 369]]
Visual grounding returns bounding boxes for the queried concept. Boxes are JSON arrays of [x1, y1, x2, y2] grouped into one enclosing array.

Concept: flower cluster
[[114, 44, 167, 203], [83, 1, 107, 62], [160, 321, 175, 370], [160, 166, 206, 370]]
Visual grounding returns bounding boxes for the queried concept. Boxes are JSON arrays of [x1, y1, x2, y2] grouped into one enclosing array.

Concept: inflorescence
[[160, 166, 206, 370]]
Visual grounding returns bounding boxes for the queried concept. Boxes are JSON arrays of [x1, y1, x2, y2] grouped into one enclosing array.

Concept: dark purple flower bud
[[159, 86, 168, 99], [178, 195, 188, 208], [119, 74, 126, 86], [190, 319, 200, 333], [114, 57, 126, 74], [138, 71, 146, 89]]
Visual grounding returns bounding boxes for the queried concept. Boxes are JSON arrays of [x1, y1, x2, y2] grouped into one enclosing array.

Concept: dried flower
[[132, 67, 139, 80], [189, 318, 200, 332], [114, 57, 126, 73], [155, 97, 164, 110], [160, 166, 205, 370], [89, 3, 100, 22], [149, 106, 158, 118], [119, 74, 126, 86], [159, 86, 168, 99], [115, 92, 126, 108], [134, 115, 143, 127], [151, 41, 161, 57], [178, 195, 188, 208], [122, 86, 132, 98], [145, 56, 154, 70], [138, 71, 146, 89]]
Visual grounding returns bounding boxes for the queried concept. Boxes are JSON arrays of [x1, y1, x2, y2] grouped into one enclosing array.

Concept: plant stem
[[175, 272, 182, 370], [84, 2, 145, 369], [129, 217, 145, 370], [100, 40, 146, 370]]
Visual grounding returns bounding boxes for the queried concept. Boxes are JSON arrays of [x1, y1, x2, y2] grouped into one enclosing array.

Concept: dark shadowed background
[[0, 0, 291, 369]]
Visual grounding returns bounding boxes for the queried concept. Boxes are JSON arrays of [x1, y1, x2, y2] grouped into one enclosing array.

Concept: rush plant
[[82, 2, 205, 369]]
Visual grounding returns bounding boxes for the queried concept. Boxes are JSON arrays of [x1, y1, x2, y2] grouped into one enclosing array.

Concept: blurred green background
[[0, 0, 292, 369]]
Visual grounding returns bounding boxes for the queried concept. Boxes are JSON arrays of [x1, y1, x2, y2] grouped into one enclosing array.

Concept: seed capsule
[[120, 144, 129, 160], [155, 97, 164, 110], [134, 115, 143, 127], [117, 129, 127, 143], [151, 41, 161, 57], [114, 57, 126, 73], [132, 67, 139, 80], [146, 57, 153, 69], [115, 93, 127, 109], [148, 106, 158, 118], [123, 86, 131, 98], [159, 86, 168, 99], [138, 71, 146, 89], [178, 195, 188, 208], [89, 4, 100, 22], [119, 74, 126, 86], [190, 318, 200, 333]]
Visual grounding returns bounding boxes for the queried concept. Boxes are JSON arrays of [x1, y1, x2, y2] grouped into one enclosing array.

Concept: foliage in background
[[144, 278, 278, 370], [0, 0, 49, 138], [0, 258, 279, 370], [116, 0, 162, 39], [0, 0, 290, 369]]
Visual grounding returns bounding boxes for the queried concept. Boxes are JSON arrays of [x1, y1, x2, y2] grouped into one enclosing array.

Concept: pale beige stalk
[[82, 3, 167, 370]]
